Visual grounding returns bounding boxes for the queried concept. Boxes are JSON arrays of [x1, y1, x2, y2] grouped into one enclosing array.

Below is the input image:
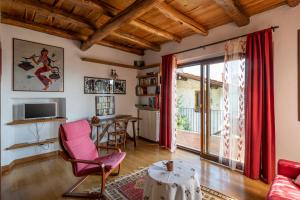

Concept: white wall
[[143, 5, 300, 163], [1, 24, 141, 166]]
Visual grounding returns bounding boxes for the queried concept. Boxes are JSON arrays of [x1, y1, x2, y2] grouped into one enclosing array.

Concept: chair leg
[[123, 134, 126, 149], [101, 175, 106, 195]]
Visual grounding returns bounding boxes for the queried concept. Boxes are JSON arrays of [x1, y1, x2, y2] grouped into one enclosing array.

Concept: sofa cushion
[[267, 175, 300, 200], [294, 174, 300, 186]]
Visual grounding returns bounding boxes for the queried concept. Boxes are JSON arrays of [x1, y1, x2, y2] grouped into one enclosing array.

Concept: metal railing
[[177, 107, 223, 135]]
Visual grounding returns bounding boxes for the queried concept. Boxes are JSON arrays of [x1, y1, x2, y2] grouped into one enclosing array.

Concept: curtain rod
[[169, 26, 279, 56]]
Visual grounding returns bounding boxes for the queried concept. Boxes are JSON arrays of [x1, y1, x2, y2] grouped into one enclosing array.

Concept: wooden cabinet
[[139, 110, 159, 142]]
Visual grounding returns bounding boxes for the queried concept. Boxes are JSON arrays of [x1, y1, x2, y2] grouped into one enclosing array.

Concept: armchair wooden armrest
[[68, 158, 105, 167], [97, 145, 121, 152]]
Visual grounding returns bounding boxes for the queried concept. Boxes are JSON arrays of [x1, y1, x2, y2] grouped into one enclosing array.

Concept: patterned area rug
[[90, 168, 237, 200]]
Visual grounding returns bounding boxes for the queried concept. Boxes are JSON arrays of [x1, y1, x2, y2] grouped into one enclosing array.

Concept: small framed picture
[[95, 96, 115, 116], [113, 79, 126, 94]]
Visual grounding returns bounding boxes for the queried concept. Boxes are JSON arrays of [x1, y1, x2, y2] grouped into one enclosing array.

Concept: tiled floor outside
[[176, 130, 220, 155]]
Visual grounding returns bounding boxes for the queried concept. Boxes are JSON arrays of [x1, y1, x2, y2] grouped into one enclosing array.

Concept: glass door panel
[[176, 65, 201, 151]]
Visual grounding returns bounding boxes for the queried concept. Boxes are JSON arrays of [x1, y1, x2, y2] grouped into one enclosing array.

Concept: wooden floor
[[1, 139, 270, 200]]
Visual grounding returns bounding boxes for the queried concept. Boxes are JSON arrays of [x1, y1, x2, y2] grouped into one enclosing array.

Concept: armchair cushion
[[61, 120, 99, 175], [295, 174, 300, 186], [267, 175, 300, 200], [278, 159, 300, 179], [76, 152, 126, 176]]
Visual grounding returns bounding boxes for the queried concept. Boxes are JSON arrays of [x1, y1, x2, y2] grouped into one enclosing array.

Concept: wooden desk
[[91, 116, 141, 147]]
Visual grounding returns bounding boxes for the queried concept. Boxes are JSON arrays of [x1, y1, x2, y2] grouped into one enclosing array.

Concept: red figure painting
[[31, 48, 53, 90]]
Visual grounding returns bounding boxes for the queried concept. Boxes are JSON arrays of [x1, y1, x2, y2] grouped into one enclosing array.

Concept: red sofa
[[267, 159, 300, 200]]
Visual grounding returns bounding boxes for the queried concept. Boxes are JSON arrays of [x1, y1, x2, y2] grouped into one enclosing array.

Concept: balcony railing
[[177, 107, 223, 135]]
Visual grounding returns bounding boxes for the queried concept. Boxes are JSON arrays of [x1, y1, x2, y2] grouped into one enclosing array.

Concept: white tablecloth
[[143, 160, 201, 200]]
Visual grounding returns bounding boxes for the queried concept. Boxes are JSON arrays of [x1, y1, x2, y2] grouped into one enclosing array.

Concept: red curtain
[[244, 28, 276, 184], [159, 54, 176, 149]]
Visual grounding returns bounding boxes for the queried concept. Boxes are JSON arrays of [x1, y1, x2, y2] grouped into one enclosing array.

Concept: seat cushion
[[62, 120, 91, 141], [267, 175, 300, 200], [76, 152, 126, 176]]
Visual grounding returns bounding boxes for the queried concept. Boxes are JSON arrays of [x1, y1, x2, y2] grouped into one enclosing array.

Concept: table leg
[[131, 121, 136, 147], [96, 126, 99, 146]]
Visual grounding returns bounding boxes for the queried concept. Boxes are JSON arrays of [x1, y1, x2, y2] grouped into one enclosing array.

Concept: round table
[[143, 160, 201, 200]]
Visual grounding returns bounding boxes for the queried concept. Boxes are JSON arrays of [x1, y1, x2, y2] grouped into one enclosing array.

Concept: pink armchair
[[59, 119, 126, 198], [267, 159, 300, 200]]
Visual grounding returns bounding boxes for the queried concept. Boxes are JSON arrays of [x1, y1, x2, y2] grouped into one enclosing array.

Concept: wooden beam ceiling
[[129, 19, 181, 42], [91, 0, 181, 43], [1, 13, 144, 55], [80, 0, 162, 51], [156, 2, 208, 36], [7, 0, 94, 32], [0, 13, 88, 41], [97, 40, 144, 55], [212, 0, 250, 26], [286, 0, 300, 7]]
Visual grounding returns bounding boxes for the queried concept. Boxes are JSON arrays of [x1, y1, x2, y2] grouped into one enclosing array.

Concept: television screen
[[24, 103, 57, 119]]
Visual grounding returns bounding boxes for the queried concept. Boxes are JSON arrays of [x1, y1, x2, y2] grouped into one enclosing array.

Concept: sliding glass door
[[176, 57, 245, 170]]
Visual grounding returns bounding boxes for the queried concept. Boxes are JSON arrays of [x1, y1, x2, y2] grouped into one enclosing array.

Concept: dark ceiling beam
[[212, 0, 249, 26], [0, 13, 143, 55], [80, 0, 163, 51]]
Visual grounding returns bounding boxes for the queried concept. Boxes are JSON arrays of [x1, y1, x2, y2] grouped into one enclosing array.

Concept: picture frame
[[113, 79, 126, 94], [13, 38, 64, 92], [84, 76, 126, 94], [84, 76, 113, 94], [95, 96, 115, 116]]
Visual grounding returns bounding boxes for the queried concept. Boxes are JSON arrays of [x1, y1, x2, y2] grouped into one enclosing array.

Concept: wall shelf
[[135, 105, 159, 111], [5, 138, 58, 150], [7, 117, 67, 125], [136, 94, 158, 97], [136, 73, 159, 79]]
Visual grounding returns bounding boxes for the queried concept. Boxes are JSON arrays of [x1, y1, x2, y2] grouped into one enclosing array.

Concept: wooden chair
[[58, 119, 126, 199], [107, 118, 129, 149]]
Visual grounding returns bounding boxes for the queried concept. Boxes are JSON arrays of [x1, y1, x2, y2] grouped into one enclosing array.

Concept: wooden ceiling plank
[[130, 19, 181, 42], [80, 0, 162, 51], [111, 31, 160, 51], [156, 2, 208, 36], [286, 0, 300, 7], [0, 13, 88, 41], [8, 0, 94, 30], [212, 0, 249, 27], [97, 40, 144, 55], [88, 0, 120, 16]]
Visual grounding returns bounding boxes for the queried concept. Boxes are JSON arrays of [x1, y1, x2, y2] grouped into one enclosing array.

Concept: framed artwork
[[84, 76, 126, 94], [13, 38, 64, 92], [84, 77, 113, 94], [298, 30, 300, 121], [95, 96, 115, 116], [113, 79, 126, 94]]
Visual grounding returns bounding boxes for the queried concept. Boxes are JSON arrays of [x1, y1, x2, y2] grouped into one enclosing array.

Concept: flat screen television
[[24, 103, 57, 119]]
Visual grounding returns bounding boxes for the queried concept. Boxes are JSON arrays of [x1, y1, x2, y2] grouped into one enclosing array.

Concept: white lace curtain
[[219, 37, 246, 170]]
